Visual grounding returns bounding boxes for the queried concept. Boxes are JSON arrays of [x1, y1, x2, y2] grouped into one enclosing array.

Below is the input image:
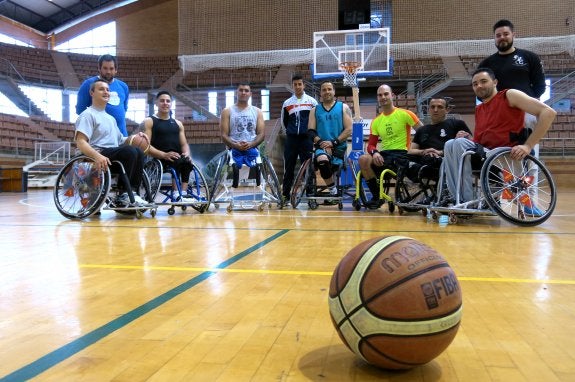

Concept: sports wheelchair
[[428, 147, 557, 226], [350, 151, 403, 212], [53, 155, 157, 219], [393, 156, 441, 215], [290, 149, 346, 210], [209, 149, 281, 212], [143, 158, 211, 215]]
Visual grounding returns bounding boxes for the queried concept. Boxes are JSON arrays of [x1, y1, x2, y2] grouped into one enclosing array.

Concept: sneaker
[[115, 192, 130, 207], [365, 198, 382, 209], [436, 197, 455, 207], [329, 186, 338, 196], [523, 205, 544, 217], [132, 194, 152, 207], [181, 191, 194, 199]]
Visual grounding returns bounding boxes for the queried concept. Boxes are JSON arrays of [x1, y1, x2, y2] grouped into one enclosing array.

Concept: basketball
[[128, 134, 150, 153], [328, 236, 462, 370]]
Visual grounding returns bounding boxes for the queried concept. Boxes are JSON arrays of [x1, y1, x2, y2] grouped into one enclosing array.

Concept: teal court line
[[0, 229, 290, 382]]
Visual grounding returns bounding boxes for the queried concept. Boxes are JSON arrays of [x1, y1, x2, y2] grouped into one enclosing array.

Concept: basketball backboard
[[312, 27, 391, 80]]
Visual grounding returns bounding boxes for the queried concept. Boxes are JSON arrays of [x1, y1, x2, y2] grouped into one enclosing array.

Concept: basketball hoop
[[339, 61, 361, 88]]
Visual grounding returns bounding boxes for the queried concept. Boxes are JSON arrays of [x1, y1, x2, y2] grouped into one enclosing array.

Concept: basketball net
[[339, 61, 362, 122]]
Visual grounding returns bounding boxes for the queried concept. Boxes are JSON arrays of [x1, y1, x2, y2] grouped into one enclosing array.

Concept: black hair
[[429, 96, 453, 109], [98, 54, 117, 69], [291, 74, 303, 82], [472, 67, 496, 80], [155, 90, 172, 100], [493, 19, 514, 32]]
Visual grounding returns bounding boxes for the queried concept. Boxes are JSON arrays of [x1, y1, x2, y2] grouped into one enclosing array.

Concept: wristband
[[332, 139, 340, 147], [370, 149, 379, 156]]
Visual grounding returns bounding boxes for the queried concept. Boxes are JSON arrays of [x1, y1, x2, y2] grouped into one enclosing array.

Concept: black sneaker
[[365, 198, 382, 209]]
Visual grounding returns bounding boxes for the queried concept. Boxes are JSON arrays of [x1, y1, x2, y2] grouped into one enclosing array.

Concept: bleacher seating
[[182, 121, 221, 144], [0, 113, 57, 154], [69, 52, 181, 90], [29, 116, 76, 141], [540, 111, 575, 155], [0, 43, 62, 86]]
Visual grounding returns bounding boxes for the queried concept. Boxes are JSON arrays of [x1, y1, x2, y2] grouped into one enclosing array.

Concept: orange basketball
[[128, 134, 150, 153], [328, 236, 462, 370]]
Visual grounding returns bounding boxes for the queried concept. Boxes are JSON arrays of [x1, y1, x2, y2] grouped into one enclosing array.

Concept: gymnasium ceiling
[[0, 0, 127, 33]]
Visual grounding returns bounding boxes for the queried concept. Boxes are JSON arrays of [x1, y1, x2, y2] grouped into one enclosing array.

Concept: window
[[225, 90, 235, 108], [55, 22, 116, 55], [208, 91, 218, 115], [261, 89, 270, 120], [0, 92, 28, 116], [0, 33, 32, 47], [19, 85, 63, 121]]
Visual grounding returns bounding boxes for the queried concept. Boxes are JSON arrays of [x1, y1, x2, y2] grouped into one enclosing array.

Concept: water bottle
[[438, 214, 449, 227], [426, 208, 432, 223]]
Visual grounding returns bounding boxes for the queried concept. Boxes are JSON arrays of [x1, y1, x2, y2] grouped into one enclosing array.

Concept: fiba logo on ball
[[328, 236, 462, 370]]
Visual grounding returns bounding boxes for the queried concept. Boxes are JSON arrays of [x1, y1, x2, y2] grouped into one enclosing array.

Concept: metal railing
[[539, 137, 575, 157]]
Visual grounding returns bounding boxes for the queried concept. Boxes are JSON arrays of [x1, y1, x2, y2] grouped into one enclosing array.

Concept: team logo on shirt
[[440, 129, 446, 138], [108, 91, 121, 106], [513, 55, 526, 67]]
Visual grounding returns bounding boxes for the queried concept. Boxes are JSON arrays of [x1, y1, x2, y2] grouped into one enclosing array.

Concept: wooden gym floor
[[0, 187, 574, 382]]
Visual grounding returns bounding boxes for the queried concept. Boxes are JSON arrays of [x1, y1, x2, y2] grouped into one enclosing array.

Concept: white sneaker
[[115, 192, 130, 207], [132, 194, 152, 207], [329, 186, 338, 196]]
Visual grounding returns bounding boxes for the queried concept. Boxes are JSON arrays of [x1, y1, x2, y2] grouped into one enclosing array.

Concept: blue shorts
[[232, 147, 259, 168]]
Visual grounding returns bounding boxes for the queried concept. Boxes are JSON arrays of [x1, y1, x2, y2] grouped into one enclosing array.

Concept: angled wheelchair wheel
[[187, 163, 211, 213], [261, 156, 282, 207], [357, 179, 370, 208], [210, 152, 231, 203], [291, 158, 312, 208], [53, 156, 110, 219], [481, 148, 556, 227], [143, 158, 162, 201], [394, 169, 426, 213]]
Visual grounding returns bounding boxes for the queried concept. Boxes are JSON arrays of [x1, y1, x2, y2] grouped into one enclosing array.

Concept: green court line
[[78, 264, 575, 285], [0, 229, 290, 382]]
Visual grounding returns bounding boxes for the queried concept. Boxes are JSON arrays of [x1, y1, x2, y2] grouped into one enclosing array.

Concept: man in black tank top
[[141, 91, 193, 195]]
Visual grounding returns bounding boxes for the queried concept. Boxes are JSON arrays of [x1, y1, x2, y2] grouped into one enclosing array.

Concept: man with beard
[[76, 54, 130, 137], [439, 67, 555, 212], [479, 19, 546, 99]]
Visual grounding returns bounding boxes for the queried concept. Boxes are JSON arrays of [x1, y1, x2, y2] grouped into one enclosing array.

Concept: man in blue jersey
[[307, 81, 352, 196], [76, 54, 130, 137]]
